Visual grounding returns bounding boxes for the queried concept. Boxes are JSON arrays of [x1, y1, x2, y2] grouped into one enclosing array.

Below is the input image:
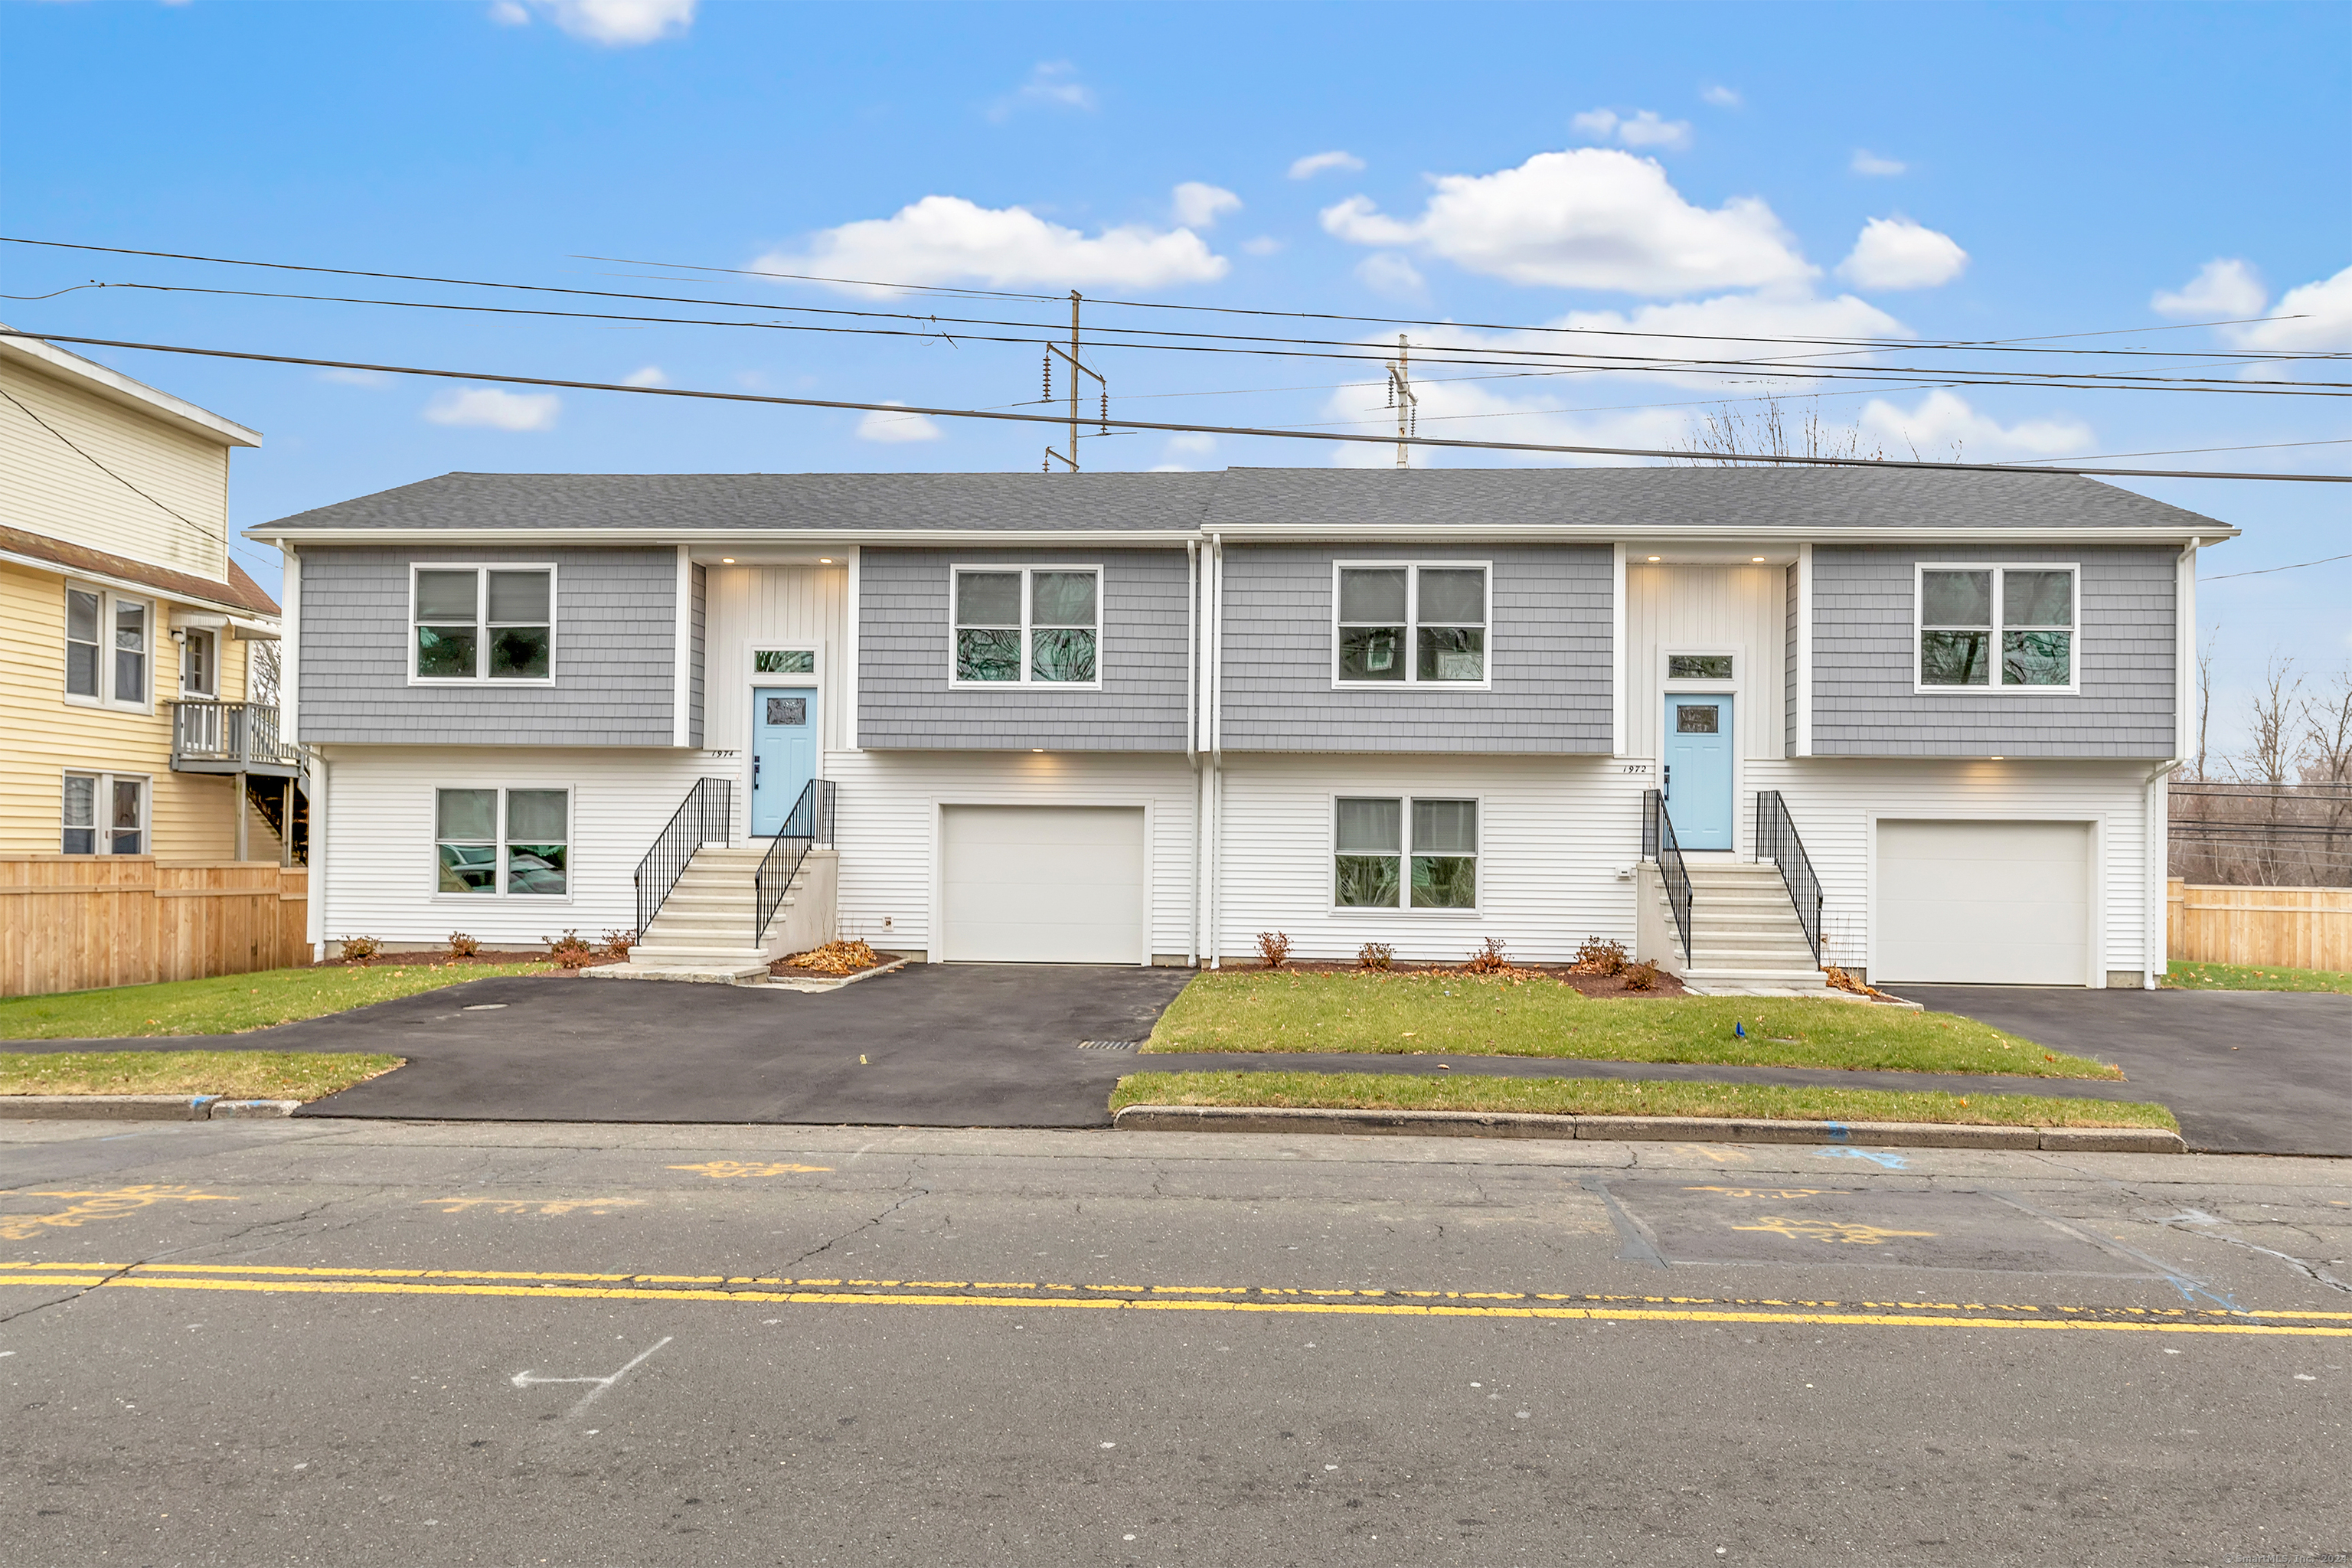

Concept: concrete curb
[[1110, 1104, 2186, 1155], [759, 955, 913, 993], [0, 1095, 303, 1122]]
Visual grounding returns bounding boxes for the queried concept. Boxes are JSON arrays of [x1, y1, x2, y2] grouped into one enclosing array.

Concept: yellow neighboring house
[[0, 327, 293, 864]]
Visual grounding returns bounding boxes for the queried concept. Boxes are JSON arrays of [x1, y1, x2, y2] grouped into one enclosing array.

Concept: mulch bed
[[1236, 961, 1688, 998], [318, 950, 625, 974]]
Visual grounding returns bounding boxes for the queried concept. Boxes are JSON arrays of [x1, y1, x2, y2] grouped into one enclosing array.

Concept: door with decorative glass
[[1662, 694, 1734, 851], [750, 654, 819, 836]]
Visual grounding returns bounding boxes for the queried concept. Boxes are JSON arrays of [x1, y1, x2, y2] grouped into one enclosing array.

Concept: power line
[[5, 325, 2344, 483], [0, 380, 227, 546], [2204, 550, 2352, 581]]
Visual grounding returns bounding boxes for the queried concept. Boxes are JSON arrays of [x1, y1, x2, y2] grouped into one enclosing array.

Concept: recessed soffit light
[[720, 557, 734, 564]]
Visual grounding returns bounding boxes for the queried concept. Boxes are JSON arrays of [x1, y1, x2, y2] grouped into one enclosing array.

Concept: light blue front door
[[1663, 694, 1734, 851], [751, 685, 818, 835]]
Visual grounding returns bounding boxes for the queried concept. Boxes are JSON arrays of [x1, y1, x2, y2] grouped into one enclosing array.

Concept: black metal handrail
[[755, 779, 836, 945], [1644, 789, 1694, 965], [1755, 789, 1824, 965], [635, 776, 732, 939]]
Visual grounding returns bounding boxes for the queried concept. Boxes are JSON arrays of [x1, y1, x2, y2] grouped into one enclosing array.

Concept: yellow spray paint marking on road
[[1671, 1145, 1754, 1164], [0, 1257, 2346, 1335], [1684, 1187, 1854, 1199], [421, 1197, 646, 1217], [0, 1186, 237, 1242], [1730, 1216, 1940, 1246], [666, 1161, 835, 1179]]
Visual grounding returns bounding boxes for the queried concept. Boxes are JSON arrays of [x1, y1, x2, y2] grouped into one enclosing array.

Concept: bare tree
[[249, 639, 283, 710], [1677, 395, 1891, 466], [2239, 655, 2305, 789], [2193, 626, 2217, 781]]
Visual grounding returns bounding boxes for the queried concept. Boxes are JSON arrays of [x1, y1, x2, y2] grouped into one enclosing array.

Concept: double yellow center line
[[4, 1259, 2347, 1335]]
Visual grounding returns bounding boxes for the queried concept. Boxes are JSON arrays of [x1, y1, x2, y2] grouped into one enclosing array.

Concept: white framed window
[[1916, 564, 2078, 693], [434, 786, 570, 897], [411, 564, 556, 683], [1664, 652, 1736, 684], [180, 627, 218, 697], [752, 648, 817, 677], [1332, 795, 1480, 910], [63, 584, 152, 709], [62, 770, 148, 855], [951, 566, 1100, 686], [1334, 562, 1490, 686]]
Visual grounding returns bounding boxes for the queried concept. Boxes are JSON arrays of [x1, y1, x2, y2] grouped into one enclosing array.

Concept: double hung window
[[1918, 566, 2076, 690], [64, 586, 149, 707], [62, 772, 145, 855], [1335, 564, 1488, 684], [1334, 796, 1479, 910], [952, 567, 1099, 685], [436, 787, 570, 896], [413, 567, 554, 681]]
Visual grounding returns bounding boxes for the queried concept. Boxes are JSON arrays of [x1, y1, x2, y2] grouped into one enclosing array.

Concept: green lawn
[[2163, 960, 2352, 995], [1145, 971, 2120, 1079], [1112, 1070, 2178, 1131], [0, 962, 553, 1040], [0, 1050, 402, 1100]]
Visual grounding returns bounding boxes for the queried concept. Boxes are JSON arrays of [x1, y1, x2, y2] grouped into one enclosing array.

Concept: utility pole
[[1386, 334, 1416, 469], [1041, 289, 1106, 473]]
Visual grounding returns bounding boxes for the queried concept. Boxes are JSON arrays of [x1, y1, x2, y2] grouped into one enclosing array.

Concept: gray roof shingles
[[251, 466, 2233, 537]]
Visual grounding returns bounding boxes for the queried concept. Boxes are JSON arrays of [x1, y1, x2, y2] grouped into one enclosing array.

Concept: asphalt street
[[2, 1116, 2347, 1566]]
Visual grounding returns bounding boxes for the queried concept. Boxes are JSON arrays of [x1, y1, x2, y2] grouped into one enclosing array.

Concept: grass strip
[[0, 962, 554, 1040], [1145, 972, 2119, 1079], [0, 1051, 403, 1100], [1111, 1070, 2178, 1131], [2163, 960, 2352, 995]]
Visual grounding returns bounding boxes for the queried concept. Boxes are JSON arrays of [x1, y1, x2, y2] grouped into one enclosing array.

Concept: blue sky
[[3, 0, 2345, 742]]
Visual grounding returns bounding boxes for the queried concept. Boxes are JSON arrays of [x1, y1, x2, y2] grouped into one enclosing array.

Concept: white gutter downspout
[[2144, 537, 2200, 989], [1207, 532, 1224, 970], [307, 753, 328, 959], [1185, 537, 1200, 968]]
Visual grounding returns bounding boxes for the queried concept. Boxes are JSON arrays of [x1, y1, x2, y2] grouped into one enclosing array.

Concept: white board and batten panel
[[1623, 564, 1787, 763], [940, 805, 1146, 963], [701, 565, 851, 835], [1747, 757, 2148, 984], [1873, 820, 2093, 985], [1215, 753, 1648, 966], [824, 750, 1197, 962], [312, 744, 722, 949]]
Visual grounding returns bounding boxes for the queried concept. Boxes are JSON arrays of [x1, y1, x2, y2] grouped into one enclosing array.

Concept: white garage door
[[940, 805, 1146, 964], [1875, 820, 2092, 985]]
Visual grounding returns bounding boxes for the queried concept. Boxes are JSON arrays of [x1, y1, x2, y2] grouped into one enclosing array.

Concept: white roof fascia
[[0, 326, 263, 448], [247, 523, 2239, 547], [0, 544, 280, 620]]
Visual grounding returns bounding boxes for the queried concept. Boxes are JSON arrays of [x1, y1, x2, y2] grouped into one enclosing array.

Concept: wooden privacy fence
[[0, 857, 311, 999], [2167, 878, 2352, 972]]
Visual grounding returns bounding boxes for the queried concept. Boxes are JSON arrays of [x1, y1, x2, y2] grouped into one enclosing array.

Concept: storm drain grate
[[1077, 1040, 1143, 1053]]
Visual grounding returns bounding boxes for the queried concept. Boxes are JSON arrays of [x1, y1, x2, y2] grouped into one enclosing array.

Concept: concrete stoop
[[1652, 859, 1837, 998], [589, 844, 815, 985]]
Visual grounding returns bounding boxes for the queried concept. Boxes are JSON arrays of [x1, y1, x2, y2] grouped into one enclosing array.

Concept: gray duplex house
[[251, 466, 2233, 991]]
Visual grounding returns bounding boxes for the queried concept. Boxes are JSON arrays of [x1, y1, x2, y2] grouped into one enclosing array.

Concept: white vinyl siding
[[1873, 819, 2093, 985], [939, 805, 1145, 963]]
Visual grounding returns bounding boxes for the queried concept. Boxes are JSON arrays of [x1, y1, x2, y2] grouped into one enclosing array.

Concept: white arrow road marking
[[511, 1336, 673, 1419]]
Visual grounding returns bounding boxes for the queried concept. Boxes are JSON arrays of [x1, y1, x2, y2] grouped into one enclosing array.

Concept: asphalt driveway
[[1889, 985, 2352, 1158]]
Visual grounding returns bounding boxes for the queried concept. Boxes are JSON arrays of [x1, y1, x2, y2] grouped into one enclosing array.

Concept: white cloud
[[855, 403, 942, 443], [1356, 253, 1426, 299], [1288, 150, 1364, 180], [1171, 182, 1241, 229], [1571, 109, 1694, 152], [988, 60, 1096, 121], [622, 365, 667, 387], [1855, 389, 2091, 460], [1850, 149, 1906, 177], [492, 0, 694, 45], [1319, 147, 1811, 296], [2152, 258, 2266, 320], [1240, 235, 1284, 256], [1162, 433, 1217, 462], [423, 388, 560, 431], [1701, 84, 1742, 108], [1836, 216, 1968, 289], [755, 194, 1228, 292], [2232, 264, 2352, 353], [317, 368, 389, 387]]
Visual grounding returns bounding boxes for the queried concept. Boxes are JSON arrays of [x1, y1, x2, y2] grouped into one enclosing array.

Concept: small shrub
[[1255, 931, 1292, 969], [1357, 942, 1395, 972], [1570, 936, 1628, 977], [338, 935, 381, 963], [599, 929, 637, 960], [1464, 936, 1512, 975], [546, 929, 596, 969], [1623, 961, 1658, 991], [445, 931, 481, 959]]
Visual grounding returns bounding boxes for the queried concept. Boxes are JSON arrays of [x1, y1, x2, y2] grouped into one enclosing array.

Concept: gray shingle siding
[[688, 561, 706, 748], [1220, 544, 1613, 754], [1810, 543, 2177, 758], [857, 547, 1190, 751], [296, 544, 681, 745]]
